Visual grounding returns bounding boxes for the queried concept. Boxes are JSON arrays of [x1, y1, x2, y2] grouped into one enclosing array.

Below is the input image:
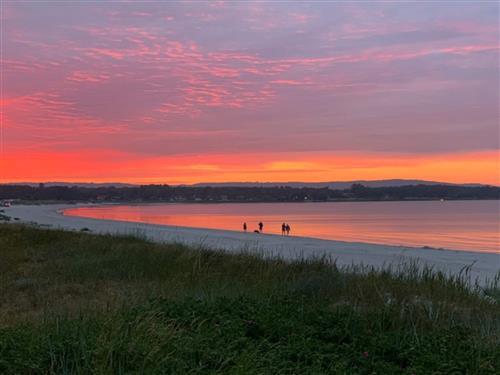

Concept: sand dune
[[4, 204, 499, 286]]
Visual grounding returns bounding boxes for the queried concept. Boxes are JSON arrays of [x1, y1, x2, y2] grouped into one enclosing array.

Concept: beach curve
[[4, 204, 499, 286]]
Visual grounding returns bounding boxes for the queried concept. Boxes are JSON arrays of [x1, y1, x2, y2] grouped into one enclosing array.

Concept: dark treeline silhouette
[[0, 183, 498, 202]]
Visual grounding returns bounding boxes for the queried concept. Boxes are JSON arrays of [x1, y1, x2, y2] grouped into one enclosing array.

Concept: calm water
[[64, 200, 500, 253]]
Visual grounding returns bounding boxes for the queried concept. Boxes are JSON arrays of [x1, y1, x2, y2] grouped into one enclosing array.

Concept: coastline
[[4, 204, 499, 286]]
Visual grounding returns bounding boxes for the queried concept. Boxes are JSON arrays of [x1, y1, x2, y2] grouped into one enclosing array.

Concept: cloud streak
[[2, 1, 498, 183]]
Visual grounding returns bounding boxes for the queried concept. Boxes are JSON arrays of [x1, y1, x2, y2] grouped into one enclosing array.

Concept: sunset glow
[[1, 1, 499, 184]]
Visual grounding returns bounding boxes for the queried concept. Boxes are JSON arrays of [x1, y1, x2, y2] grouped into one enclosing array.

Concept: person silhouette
[[243, 222, 247, 232], [285, 224, 290, 236], [281, 223, 286, 236], [258, 221, 263, 232]]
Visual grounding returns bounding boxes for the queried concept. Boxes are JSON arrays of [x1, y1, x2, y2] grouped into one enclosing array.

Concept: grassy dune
[[0, 224, 499, 374]]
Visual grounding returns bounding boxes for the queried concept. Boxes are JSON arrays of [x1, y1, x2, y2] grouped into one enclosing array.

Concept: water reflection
[[64, 200, 500, 253]]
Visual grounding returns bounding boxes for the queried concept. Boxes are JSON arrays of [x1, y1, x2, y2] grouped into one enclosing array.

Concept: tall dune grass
[[1, 224, 498, 373]]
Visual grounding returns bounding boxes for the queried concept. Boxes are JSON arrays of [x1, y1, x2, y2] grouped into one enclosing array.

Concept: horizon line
[[1, 179, 497, 187]]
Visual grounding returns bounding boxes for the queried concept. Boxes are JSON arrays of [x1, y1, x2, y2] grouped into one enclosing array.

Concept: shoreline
[[6, 198, 500, 206], [61, 204, 494, 254], [4, 204, 500, 286]]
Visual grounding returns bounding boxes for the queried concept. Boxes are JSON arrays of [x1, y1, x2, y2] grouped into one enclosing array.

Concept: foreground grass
[[0, 224, 499, 374]]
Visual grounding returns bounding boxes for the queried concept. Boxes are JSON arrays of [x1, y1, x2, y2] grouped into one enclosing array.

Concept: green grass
[[1, 224, 499, 374]]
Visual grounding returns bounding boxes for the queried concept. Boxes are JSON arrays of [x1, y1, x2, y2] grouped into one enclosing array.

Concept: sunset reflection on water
[[64, 201, 500, 253]]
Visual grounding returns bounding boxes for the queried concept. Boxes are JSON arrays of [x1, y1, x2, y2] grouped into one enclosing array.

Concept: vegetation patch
[[0, 224, 498, 373]]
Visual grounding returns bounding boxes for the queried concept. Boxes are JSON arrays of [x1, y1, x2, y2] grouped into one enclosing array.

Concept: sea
[[64, 200, 500, 253]]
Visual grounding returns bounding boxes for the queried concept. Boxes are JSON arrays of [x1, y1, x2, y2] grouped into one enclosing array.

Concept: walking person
[[243, 222, 247, 232], [281, 222, 286, 236], [285, 223, 290, 236], [258, 221, 264, 232]]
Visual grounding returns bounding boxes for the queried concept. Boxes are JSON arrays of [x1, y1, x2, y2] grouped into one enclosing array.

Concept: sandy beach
[[4, 204, 499, 286]]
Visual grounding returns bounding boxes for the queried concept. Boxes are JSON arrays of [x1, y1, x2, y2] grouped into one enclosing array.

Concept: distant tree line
[[0, 183, 498, 202]]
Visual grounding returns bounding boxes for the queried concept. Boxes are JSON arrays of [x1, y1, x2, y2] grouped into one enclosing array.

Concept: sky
[[1, 1, 499, 184]]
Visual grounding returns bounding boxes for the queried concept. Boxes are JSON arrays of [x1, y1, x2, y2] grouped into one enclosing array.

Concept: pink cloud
[[271, 79, 311, 86], [67, 71, 110, 83], [3, 0, 498, 177], [288, 12, 313, 24], [83, 48, 126, 60]]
